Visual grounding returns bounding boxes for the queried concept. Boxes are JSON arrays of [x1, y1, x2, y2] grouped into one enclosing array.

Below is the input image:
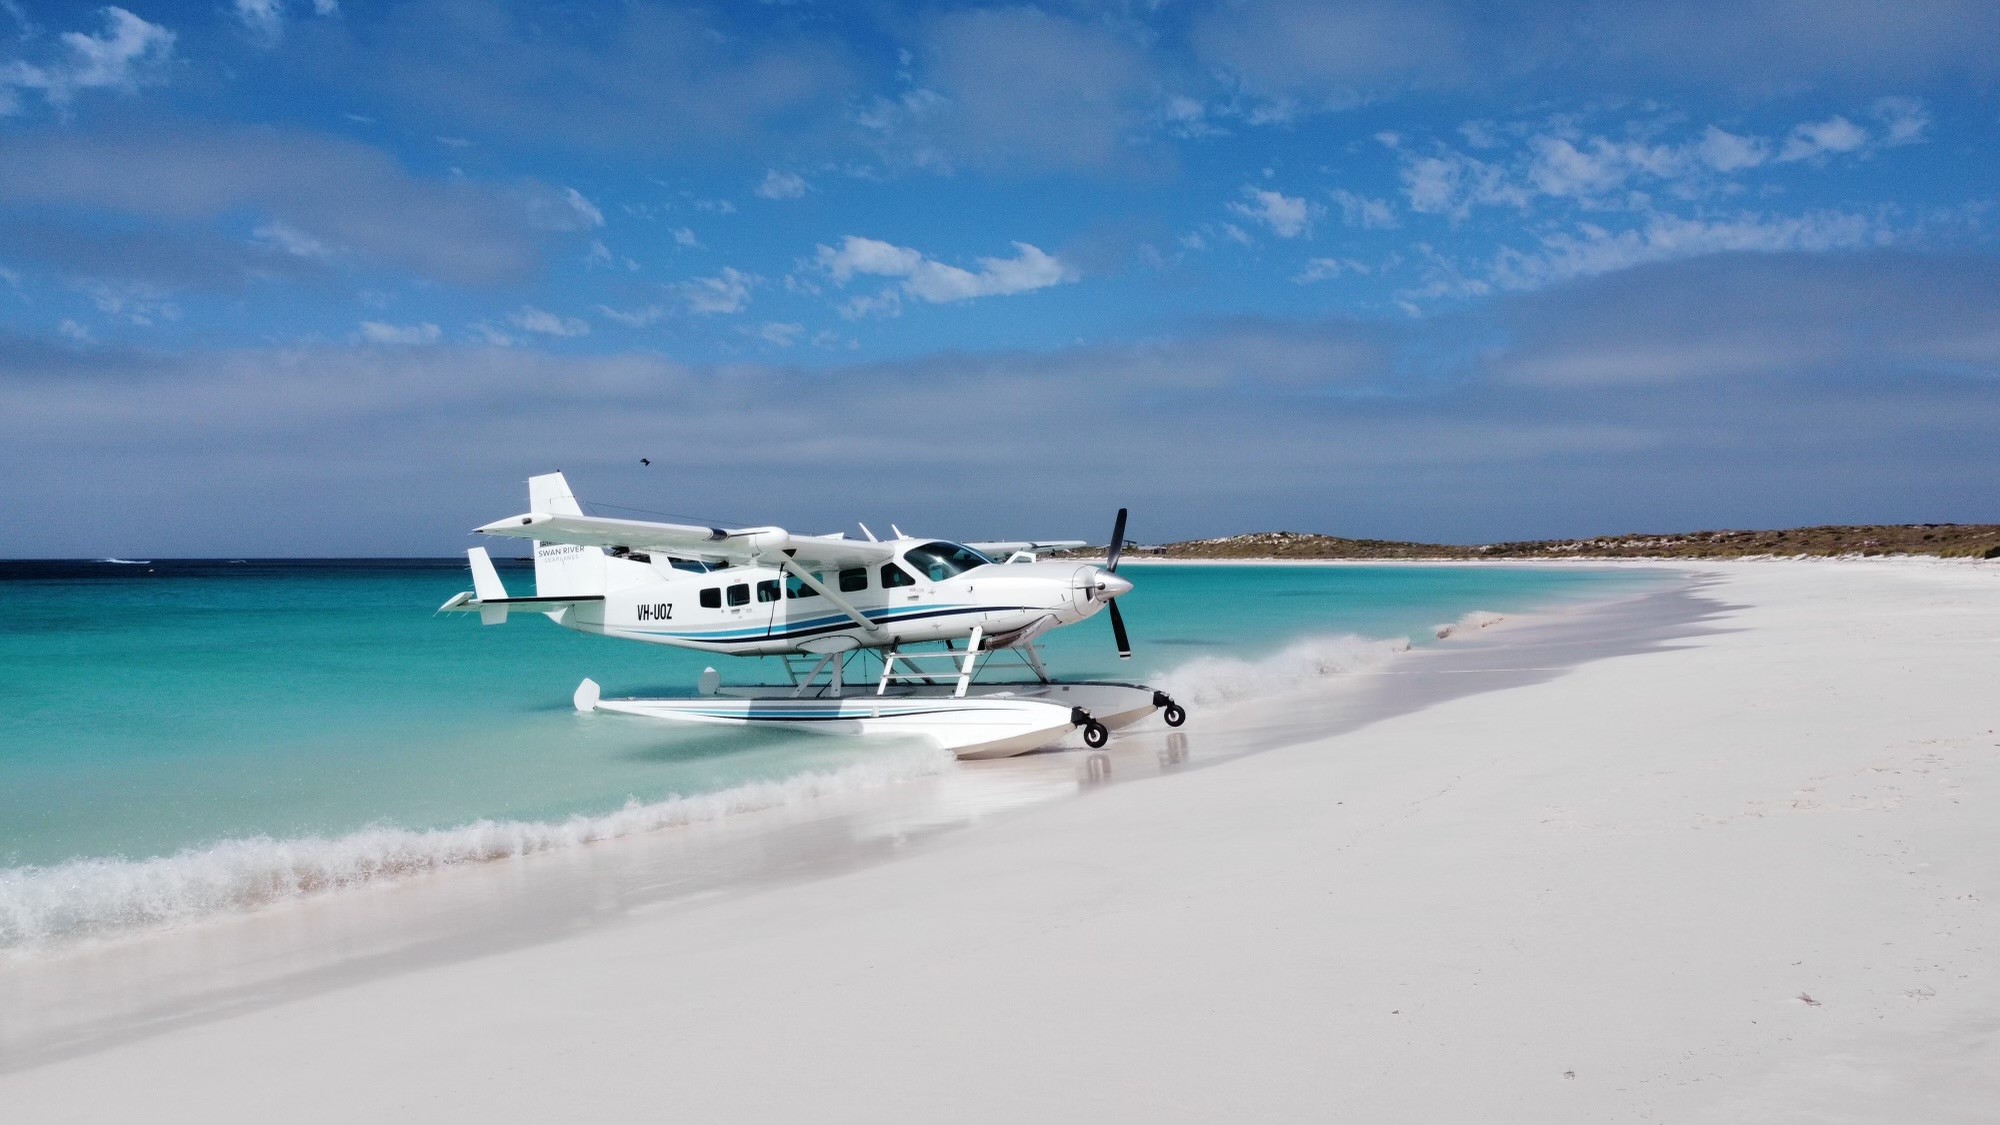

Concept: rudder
[[526, 472, 604, 597]]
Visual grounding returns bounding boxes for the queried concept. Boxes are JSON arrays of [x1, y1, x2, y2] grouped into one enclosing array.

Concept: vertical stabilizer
[[525, 472, 605, 597], [466, 548, 510, 625], [528, 472, 584, 516]]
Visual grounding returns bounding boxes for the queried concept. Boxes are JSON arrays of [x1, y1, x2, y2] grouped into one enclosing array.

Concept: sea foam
[[1154, 612, 1504, 709], [1433, 610, 1506, 639], [0, 745, 953, 951], [1155, 632, 1415, 709]]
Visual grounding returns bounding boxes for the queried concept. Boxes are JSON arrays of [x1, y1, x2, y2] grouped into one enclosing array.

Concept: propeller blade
[[1106, 508, 1128, 572], [1108, 599, 1132, 660]]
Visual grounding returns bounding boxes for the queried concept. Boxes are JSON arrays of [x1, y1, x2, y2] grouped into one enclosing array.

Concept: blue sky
[[2, 1, 1996, 555]]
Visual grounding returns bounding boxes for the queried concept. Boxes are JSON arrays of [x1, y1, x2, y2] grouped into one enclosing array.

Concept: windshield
[[902, 541, 992, 582]]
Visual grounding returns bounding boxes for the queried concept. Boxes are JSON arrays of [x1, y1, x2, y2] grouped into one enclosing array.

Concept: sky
[[1, 0, 1996, 556]]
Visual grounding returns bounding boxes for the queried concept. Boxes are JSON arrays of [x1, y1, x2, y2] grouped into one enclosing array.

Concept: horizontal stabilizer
[[438, 593, 606, 613]]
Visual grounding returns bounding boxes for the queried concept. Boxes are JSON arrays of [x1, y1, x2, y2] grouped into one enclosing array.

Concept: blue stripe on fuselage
[[618, 603, 1035, 645]]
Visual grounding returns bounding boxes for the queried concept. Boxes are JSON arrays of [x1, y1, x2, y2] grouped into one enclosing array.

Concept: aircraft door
[[724, 580, 753, 629], [754, 577, 782, 637], [882, 561, 921, 604]]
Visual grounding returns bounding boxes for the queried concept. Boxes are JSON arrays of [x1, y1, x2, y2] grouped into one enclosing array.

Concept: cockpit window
[[902, 541, 991, 582]]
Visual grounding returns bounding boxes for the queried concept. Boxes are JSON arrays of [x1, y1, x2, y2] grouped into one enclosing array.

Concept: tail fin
[[528, 472, 584, 516], [467, 547, 510, 625], [526, 471, 605, 597]]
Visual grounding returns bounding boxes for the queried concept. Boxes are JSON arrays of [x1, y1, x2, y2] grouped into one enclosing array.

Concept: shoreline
[[0, 571, 1704, 1069], [5, 558, 1996, 1121]]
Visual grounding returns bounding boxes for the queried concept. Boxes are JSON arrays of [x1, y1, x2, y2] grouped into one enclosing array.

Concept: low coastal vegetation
[[1111, 525, 2000, 561]]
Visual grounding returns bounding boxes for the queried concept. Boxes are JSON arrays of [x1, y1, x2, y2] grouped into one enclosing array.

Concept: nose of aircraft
[[1097, 570, 1133, 599]]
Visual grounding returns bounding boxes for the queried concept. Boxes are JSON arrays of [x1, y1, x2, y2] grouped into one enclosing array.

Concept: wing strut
[[776, 556, 883, 637]]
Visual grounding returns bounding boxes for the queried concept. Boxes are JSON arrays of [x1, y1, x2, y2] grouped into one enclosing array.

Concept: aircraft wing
[[475, 511, 899, 568], [968, 539, 1088, 556]]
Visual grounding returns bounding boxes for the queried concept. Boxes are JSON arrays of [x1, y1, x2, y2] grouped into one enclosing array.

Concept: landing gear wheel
[[1082, 721, 1110, 749], [1162, 703, 1186, 728]]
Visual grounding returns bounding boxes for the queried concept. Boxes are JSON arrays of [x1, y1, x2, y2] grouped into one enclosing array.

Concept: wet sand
[[4, 561, 1995, 1121]]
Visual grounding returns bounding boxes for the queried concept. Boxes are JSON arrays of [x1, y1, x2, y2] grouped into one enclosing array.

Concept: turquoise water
[[0, 558, 1656, 944]]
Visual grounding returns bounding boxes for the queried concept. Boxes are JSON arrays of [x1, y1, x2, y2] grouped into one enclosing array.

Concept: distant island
[[1084, 524, 2000, 561]]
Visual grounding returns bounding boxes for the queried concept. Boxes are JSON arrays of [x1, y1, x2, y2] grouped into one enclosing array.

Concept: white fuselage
[[546, 542, 1118, 657]]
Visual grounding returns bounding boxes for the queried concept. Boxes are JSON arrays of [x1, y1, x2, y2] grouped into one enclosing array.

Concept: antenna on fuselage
[[890, 524, 906, 540], [858, 523, 879, 542]]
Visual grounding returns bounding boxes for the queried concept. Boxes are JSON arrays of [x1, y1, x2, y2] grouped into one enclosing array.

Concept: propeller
[[1105, 508, 1131, 659]]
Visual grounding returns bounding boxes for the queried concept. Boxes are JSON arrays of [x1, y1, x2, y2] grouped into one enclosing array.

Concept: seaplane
[[439, 473, 1186, 758]]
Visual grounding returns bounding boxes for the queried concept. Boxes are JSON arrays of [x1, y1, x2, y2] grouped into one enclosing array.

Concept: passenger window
[[838, 568, 868, 593], [786, 573, 822, 599], [756, 580, 780, 603], [727, 583, 749, 607], [881, 563, 916, 588], [699, 587, 721, 609]]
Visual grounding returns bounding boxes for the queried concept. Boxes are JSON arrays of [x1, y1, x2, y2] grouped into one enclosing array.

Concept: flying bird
[[640, 458, 651, 466]]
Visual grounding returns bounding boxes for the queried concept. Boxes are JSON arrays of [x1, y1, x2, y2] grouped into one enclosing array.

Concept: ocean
[[0, 558, 1658, 949]]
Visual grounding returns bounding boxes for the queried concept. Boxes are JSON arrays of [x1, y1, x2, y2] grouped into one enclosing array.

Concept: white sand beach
[[3, 560, 1997, 1122]]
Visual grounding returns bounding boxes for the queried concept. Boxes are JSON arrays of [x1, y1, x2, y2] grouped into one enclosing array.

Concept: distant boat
[[100, 558, 152, 565]]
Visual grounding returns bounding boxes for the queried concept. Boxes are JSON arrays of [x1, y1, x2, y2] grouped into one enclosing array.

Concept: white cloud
[[1403, 155, 1461, 214], [234, 0, 337, 43], [818, 236, 923, 283], [357, 321, 440, 345], [58, 318, 91, 343], [597, 303, 667, 328], [683, 267, 754, 315], [1871, 96, 1930, 147], [907, 244, 1071, 302], [815, 235, 1076, 305], [839, 290, 903, 320], [1402, 107, 1909, 220], [562, 187, 604, 228], [1228, 187, 1317, 238], [510, 306, 590, 337], [755, 170, 807, 200], [671, 226, 700, 248], [1696, 127, 1768, 173], [251, 221, 335, 260], [585, 239, 613, 268], [1329, 189, 1397, 229], [82, 279, 176, 325], [1163, 94, 1221, 137], [467, 321, 515, 347], [1490, 209, 1886, 291], [1401, 151, 1532, 217], [1525, 136, 1641, 200], [1777, 116, 1869, 163], [1, 6, 174, 111], [1457, 120, 1500, 149], [1293, 258, 1365, 284], [757, 322, 803, 347], [234, 0, 282, 41]]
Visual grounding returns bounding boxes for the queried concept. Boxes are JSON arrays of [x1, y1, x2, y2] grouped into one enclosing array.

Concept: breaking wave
[[0, 746, 953, 952], [1154, 611, 1505, 710], [1156, 633, 1412, 709]]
